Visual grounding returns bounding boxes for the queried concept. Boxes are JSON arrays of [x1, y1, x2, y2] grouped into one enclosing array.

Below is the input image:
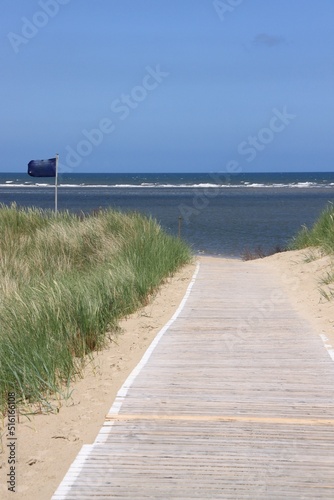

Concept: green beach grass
[[0, 203, 191, 415], [289, 202, 334, 254], [289, 203, 334, 300]]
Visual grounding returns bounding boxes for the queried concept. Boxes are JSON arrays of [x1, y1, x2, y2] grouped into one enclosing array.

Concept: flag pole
[[55, 153, 59, 215]]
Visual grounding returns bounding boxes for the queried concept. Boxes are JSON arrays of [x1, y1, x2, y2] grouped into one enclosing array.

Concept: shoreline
[[1, 249, 334, 498]]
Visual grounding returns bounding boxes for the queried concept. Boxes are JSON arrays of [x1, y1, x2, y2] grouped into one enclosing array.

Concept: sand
[[0, 261, 196, 499], [260, 248, 334, 349], [1, 249, 333, 499]]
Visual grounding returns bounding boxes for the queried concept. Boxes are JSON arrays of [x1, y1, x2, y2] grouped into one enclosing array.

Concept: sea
[[1, 171, 334, 258]]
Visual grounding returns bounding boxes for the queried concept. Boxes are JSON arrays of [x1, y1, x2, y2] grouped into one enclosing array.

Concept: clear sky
[[2, 0, 334, 173]]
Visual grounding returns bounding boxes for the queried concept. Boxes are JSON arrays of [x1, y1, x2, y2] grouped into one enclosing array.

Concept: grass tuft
[[289, 202, 334, 253], [289, 202, 334, 301], [0, 204, 191, 414]]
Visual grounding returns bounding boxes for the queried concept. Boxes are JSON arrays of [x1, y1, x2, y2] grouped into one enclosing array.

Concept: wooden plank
[[105, 414, 334, 426], [53, 258, 334, 499]]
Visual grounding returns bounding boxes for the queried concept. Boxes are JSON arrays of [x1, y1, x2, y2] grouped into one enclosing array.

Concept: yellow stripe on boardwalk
[[53, 257, 334, 499]]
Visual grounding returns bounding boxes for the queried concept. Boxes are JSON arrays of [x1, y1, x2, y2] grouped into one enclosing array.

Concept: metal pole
[[178, 216, 182, 238], [55, 153, 59, 215]]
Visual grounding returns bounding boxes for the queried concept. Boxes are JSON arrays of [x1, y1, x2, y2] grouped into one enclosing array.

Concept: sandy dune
[[1, 249, 333, 499]]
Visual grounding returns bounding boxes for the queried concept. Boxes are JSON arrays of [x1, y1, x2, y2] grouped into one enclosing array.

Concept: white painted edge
[[51, 260, 200, 499], [51, 445, 93, 498], [106, 260, 200, 419], [319, 334, 334, 362]]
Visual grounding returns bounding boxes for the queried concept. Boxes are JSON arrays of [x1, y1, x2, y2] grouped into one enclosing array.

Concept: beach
[[1, 249, 334, 498], [0, 261, 196, 499], [2, 0, 334, 493]]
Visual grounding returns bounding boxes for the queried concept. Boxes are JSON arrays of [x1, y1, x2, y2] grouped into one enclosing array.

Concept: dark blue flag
[[28, 158, 56, 177]]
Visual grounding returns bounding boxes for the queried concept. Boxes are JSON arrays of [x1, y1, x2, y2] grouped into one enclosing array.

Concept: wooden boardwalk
[[53, 258, 334, 499]]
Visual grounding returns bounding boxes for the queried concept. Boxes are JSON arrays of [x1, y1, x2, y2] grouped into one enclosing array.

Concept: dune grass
[[0, 203, 191, 415], [289, 202, 334, 301], [289, 202, 334, 254]]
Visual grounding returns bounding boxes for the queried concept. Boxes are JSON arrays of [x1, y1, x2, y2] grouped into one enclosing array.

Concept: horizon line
[[1, 170, 334, 175]]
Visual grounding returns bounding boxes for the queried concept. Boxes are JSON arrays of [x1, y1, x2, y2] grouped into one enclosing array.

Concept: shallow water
[[1, 172, 333, 257]]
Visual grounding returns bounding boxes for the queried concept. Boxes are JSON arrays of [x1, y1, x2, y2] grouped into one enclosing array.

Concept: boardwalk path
[[53, 258, 334, 499]]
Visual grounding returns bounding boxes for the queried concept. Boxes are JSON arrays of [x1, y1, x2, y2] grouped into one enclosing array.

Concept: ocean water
[[1, 172, 334, 258]]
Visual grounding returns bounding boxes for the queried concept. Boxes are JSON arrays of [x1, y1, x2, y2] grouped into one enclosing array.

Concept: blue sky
[[1, 0, 334, 173]]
